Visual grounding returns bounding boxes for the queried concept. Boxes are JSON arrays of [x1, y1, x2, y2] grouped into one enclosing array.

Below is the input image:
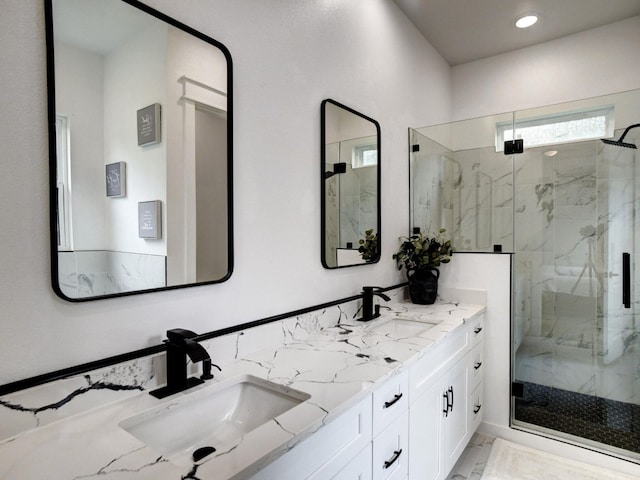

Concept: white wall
[[0, 0, 451, 383], [451, 15, 640, 121], [55, 42, 105, 251], [103, 22, 168, 255]]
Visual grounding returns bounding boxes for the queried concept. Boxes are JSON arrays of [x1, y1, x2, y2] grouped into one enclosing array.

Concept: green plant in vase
[[393, 228, 453, 304]]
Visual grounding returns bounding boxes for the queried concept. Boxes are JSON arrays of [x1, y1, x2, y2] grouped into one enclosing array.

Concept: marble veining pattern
[[58, 250, 166, 298], [0, 289, 484, 480]]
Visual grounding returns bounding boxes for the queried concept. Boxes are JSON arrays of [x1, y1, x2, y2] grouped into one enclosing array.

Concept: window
[[56, 115, 72, 251], [496, 106, 614, 151], [352, 143, 377, 168]]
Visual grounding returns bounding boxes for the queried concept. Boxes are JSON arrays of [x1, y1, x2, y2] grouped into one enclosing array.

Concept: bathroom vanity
[[0, 292, 485, 480]]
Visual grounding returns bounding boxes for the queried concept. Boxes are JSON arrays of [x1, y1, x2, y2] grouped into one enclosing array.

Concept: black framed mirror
[[321, 99, 381, 269], [45, 0, 233, 301]]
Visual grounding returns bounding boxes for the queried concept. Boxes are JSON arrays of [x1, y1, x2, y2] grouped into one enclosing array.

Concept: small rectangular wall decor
[[105, 162, 126, 197], [138, 200, 162, 239], [137, 103, 161, 146]]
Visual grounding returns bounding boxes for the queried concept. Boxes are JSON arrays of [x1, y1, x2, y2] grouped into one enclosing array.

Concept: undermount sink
[[370, 317, 435, 337], [119, 374, 310, 466]]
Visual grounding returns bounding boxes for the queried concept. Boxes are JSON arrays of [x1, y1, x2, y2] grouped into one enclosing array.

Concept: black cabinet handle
[[449, 386, 454, 412], [474, 362, 482, 370], [384, 449, 403, 469], [384, 393, 403, 409], [474, 404, 482, 414], [474, 327, 483, 334], [623, 252, 631, 309], [443, 392, 449, 417]]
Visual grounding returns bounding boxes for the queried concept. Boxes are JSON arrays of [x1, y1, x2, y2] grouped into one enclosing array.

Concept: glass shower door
[[512, 123, 640, 458]]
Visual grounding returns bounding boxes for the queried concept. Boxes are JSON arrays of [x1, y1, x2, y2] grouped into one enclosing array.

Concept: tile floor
[[446, 433, 495, 480], [514, 381, 640, 454]]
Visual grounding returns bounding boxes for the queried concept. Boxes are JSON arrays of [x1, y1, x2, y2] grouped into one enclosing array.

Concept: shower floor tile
[[514, 381, 640, 454]]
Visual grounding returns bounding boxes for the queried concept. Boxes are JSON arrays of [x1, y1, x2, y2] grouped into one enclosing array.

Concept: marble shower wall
[[411, 130, 513, 252], [339, 164, 377, 248], [514, 134, 640, 405], [411, 126, 639, 404]]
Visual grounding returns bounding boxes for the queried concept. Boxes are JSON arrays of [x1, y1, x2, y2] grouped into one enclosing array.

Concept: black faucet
[[358, 286, 391, 321], [150, 328, 221, 399]]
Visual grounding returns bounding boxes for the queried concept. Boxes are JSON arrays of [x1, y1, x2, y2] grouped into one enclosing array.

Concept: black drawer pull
[[384, 449, 403, 469], [474, 362, 482, 370], [474, 404, 482, 414], [474, 327, 483, 334], [384, 393, 403, 409]]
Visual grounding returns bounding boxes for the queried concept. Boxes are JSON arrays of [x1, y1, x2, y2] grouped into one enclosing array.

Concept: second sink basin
[[119, 374, 310, 466], [371, 317, 436, 337]]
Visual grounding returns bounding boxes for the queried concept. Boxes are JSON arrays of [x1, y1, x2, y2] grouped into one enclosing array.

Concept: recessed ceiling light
[[544, 150, 558, 157], [515, 14, 538, 29]]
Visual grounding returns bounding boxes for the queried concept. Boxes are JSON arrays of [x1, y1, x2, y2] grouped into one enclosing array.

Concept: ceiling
[[393, 0, 640, 66]]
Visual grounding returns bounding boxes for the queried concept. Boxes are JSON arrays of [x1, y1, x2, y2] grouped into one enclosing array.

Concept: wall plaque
[[105, 161, 126, 197], [138, 200, 162, 239], [137, 103, 161, 146]]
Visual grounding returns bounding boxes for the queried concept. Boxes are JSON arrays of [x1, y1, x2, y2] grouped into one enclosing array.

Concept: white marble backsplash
[[0, 287, 411, 442]]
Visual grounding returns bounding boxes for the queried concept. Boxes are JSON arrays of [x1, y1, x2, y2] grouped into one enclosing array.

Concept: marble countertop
[[0, 299, 485, 480]]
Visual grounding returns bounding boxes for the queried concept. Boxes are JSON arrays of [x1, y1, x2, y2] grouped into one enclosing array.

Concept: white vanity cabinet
[[408, 315, 484, 480], [250, 314, 483, 480], [249, 371, 410, 480]]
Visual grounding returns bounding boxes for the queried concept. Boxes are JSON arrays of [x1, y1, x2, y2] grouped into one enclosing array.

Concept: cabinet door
[[442, 357, 469, 472], [333, 444, 373, 480], [251, 397, 372, 480], [408, 380, 445, 480]]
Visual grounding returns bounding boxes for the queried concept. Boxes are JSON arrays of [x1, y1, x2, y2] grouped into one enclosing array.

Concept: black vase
[[407, 267, 439, 304]]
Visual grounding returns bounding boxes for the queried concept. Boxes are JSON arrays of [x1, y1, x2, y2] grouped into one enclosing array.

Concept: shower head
[[601, 123, 640, 149], [601, 138, 637, 149]]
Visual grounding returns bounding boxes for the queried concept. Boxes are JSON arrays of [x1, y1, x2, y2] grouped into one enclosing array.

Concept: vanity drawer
[[468, 383, 483, 433], [468, 343, 483, 392], [410, 325, 468, 401], [373, 370, 409, 437], [372, 410, 409, 480]]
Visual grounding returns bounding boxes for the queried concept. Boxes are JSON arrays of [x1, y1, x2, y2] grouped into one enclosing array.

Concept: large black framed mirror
[[321, 99, 381, 269], [45, 0, 233, 301]]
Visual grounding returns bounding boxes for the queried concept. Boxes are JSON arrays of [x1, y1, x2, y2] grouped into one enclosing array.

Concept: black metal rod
[[0, 283, 407, 396], [623, 252, 631, 309]]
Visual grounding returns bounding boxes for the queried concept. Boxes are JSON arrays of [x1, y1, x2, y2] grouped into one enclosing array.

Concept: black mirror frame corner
[[320, 98, 381, 270]]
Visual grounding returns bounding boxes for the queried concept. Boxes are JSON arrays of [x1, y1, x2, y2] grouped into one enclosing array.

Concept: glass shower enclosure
[[410, 88, 640, 460]]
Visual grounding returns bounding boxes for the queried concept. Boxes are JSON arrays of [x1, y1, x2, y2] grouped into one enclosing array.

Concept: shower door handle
[[623, 253, 631, 309]]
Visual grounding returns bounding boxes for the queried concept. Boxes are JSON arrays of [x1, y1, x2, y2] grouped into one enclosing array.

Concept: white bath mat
[[482, 438, 639, 480]]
